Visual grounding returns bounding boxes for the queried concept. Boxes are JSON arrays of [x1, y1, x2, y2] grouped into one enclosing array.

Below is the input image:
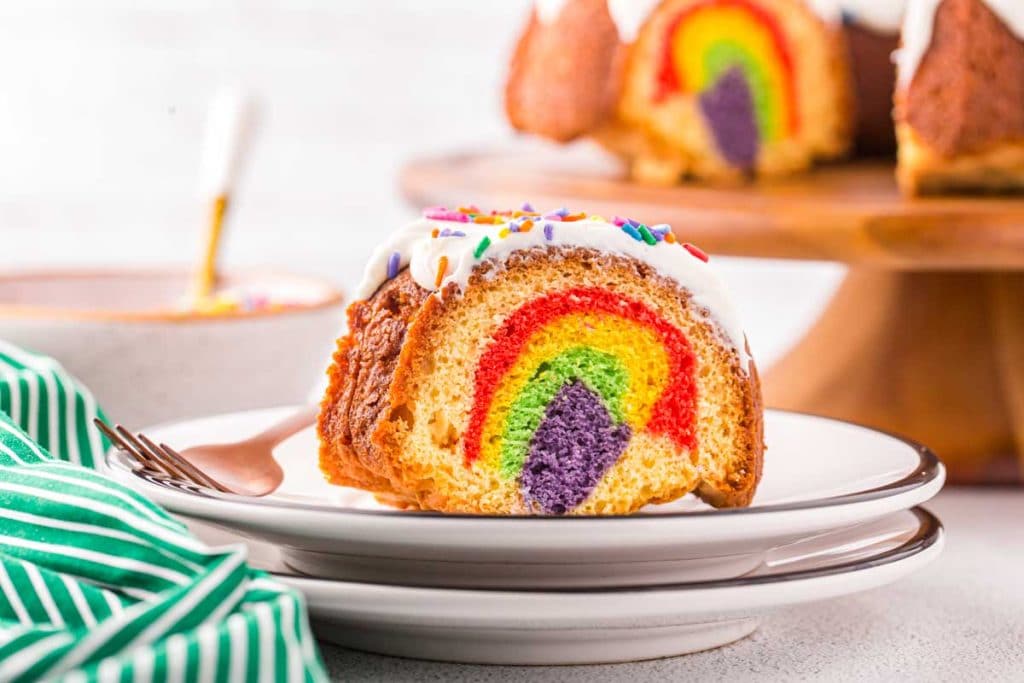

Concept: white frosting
[[808, 0, 907, 33], [533, 0, 668, 43], [607, 0, 664, 42], [897, 0, 1024, 87], [534, 0, 568, 23], [356, 211, 751, 368]]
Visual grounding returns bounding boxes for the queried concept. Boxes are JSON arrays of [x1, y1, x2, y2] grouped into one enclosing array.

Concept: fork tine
[[114, 425, 191, 481], [94, 419, 157, 469], [96, 418, 233, 494], [129, 429, 225, 493], [135, 432, 225, 493], [156, 441, 232, 494]]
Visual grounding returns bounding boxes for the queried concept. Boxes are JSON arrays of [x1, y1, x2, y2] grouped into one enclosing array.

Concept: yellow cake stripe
[[477, 312, 670, 470], [669, 3, 795, 140]]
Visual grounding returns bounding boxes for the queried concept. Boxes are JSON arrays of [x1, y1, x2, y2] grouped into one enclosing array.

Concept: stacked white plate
[[107, 407, 945, 665]]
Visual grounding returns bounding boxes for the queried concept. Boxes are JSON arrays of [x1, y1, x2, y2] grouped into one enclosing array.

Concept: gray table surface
[[318, 489, 1024, 682]]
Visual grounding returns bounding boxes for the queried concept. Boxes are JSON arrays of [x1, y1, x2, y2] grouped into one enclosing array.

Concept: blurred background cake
[[507, 0, 854, 183], [507, 0, 1024, 195]]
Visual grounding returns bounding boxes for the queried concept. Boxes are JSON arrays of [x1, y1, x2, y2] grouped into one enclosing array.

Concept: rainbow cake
[[507, 0, 853, 182], [318, 205, 763, 515], [508, 0, 1024, 195]]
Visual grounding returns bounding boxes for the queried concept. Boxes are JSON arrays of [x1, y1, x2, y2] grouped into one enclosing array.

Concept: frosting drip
[[534, 0, 570, 23], [533, 0, 681, 42], [898, 0, 1024, 87], [607, 0, 665, 41], [356, 208, 750, 367]]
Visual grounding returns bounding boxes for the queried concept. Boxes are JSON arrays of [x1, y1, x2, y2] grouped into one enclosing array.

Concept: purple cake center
[[519, 380, 631, 515], [698, 66, 759, 170]]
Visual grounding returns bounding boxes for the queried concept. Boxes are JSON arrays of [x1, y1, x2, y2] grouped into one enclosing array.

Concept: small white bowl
[[0, 268, 345, 428]]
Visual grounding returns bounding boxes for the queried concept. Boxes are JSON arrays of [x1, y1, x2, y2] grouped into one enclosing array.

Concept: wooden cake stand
[[401, 147, 1024, 483]]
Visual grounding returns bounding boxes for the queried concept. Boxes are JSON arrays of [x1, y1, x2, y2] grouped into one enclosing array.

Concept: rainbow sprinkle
[[421, 204, 706, 265], [649, 224, 670, 242], [435, 255, 449, 287], [683, 243, 709, 262], [387, 251, 401, 279], [638, 225, 657, 245], [425, 207, 469, 223]]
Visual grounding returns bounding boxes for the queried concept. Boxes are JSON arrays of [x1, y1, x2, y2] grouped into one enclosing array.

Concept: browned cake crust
[[902, 0, 1024, 157], [505, 0, 624, 142], [897, 0, 1024, 193], [318, 273, 432, 495], [319, 248, 764, 513]]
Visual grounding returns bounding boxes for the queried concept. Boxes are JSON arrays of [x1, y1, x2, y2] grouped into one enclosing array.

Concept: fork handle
[[252, 405, 319, 448]]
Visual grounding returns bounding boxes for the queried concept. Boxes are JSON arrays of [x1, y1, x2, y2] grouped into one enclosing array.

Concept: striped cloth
[[0, 341, 107, 469], [0, 342, 327, 682]]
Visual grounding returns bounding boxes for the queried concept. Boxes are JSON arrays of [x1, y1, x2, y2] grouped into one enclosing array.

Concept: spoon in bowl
[[191, 86, 258, 308]]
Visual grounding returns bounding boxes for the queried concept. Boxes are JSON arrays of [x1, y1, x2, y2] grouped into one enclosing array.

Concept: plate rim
[[278, 507, 942, 595], [107, 407, 943, 521]]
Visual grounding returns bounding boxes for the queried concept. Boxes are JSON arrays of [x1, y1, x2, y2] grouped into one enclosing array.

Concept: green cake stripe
[[703, 40, 777, 141], [498, 346, 628, 479]]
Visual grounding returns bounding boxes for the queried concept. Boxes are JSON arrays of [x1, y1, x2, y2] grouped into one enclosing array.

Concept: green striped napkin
[[0, 341, 327, 682]]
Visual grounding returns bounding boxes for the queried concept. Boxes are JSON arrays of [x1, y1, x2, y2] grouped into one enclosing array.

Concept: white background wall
[[0, 0, 842, 364]]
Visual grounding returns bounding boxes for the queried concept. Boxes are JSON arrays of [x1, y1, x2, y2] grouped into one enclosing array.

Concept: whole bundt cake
[[317, 206, 763, 515]]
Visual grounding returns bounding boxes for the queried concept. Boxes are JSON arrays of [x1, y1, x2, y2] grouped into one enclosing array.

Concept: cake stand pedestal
[[400, 148, 1024, 482]]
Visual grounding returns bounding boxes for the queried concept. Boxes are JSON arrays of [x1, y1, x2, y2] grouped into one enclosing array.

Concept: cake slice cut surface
[[318, 206, 764, 515]]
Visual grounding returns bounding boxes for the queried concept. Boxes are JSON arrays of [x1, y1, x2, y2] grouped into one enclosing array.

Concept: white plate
[[105, 407, 944, 588], [273, 508, 943, 665]]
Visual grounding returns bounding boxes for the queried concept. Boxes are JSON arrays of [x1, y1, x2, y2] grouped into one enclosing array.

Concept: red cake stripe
[[464, 288, 698, 466]]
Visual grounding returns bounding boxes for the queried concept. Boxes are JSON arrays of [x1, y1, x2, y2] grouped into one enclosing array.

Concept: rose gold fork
[[95, 405, 317, 496]]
